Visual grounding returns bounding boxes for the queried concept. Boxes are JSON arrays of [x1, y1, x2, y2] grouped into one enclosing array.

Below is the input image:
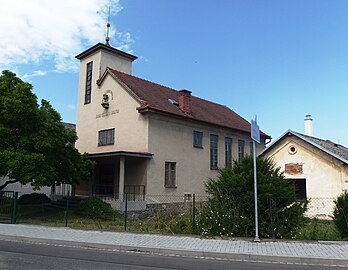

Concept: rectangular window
[[225, 137, 232, 168], [250, 141, 254, 156], [98, 128, 115, 146], [210, 134, 218, 169], [193, 131, 203, 148], [165, 162, 176, 187], [238, 139, 245, 162], [85, 61, 93, 104], [288, 178, 307, 200]]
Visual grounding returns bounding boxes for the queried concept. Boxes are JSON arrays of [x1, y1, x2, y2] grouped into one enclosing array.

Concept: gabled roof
[[75, 43, 137, 61], [260, 129, 348, 164], [98, 68, 270, 139]]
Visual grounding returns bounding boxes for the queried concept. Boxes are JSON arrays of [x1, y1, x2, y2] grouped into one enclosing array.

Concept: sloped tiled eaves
[[107, 68, 268, 137]]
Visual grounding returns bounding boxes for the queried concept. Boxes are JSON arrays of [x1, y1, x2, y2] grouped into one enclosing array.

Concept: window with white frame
[[225, 137, 232, 167], [165, 162, 176, 187], [210, 134, 218, 169], [98, 128, 115, 146], [193, 131, 203, 148], [250, 141, 254, 156], [238, 139, 245, 162]]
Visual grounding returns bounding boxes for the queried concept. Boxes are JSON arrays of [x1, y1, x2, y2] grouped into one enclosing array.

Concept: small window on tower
[[84, 61, 93, 104]]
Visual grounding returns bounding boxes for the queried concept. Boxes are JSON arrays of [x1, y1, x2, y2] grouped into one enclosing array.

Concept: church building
[[74, 37, 270, 204]]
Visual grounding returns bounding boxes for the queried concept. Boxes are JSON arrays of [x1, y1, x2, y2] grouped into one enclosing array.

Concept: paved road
[[0, 240, 344, 270], [1, 224, 348, 267]]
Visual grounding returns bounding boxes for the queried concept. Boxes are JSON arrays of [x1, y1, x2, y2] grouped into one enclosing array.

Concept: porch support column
[[119, 156, 125, 201]]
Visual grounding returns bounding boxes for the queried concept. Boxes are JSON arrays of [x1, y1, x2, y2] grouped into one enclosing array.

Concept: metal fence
[[264, 197, 336, 220], [0, 191, 18, 224], [306, 197, 336, 220], [13, 193, 342, 240], [120, 193, 207, 234]]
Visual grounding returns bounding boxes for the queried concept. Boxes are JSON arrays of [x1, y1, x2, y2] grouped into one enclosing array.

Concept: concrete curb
[[0, 234, 347, 267]]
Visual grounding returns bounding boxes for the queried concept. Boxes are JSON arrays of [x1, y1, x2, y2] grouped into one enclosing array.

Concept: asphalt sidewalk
[[0, 224, 347, 267]]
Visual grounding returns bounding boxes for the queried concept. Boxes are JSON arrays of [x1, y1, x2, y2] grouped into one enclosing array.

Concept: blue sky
[[1, 0, 348, 145]]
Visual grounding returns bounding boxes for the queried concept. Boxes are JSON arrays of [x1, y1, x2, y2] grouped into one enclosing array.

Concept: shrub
[[78, 197, 116, 220], [333, 191, 348, 239], [18, 193, 51, 205], [198, 157, 308, 239]]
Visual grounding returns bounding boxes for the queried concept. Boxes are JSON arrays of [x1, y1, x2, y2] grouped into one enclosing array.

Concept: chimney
[[178, 89, 192, 115], [304, 115, 313, 136]]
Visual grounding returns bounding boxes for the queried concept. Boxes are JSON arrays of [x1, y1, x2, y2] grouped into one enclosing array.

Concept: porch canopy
[[80, 151, 153, 200]]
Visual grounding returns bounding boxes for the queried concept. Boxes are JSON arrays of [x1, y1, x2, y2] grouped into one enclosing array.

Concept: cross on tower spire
[[105, 7, 111, 46]]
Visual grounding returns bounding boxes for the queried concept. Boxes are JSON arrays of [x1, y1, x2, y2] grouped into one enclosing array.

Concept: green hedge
[[18, 193, 51, 205], [333, 192, 348, 239], [78, 197, 117, 220]]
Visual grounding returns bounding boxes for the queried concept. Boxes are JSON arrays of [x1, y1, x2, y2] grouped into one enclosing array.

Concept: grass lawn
[[17, 205, 194, 235], [293, 219, 341, 241]]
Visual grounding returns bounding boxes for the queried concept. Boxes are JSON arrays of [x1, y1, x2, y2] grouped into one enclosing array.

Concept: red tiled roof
[[102, 68, 270, 139]]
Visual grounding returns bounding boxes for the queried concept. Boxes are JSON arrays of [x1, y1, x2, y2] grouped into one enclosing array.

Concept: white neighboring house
[[0, 177, 72, 198], [260, 129, 348, 219], [0, 176, 52, 197]]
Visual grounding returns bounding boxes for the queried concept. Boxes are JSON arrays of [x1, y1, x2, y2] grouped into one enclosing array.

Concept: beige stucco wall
[[262, 136, 348, 199], [75, 72, 149, 154], [146, 114, 266, 197], [74, 46, 267, 199], [100, 50, 132, 75]]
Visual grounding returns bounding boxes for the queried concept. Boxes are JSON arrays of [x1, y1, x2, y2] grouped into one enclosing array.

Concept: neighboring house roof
[[260, 129, 348, 164], [98, 68, 270, 139], [62, 122, 76, 130]]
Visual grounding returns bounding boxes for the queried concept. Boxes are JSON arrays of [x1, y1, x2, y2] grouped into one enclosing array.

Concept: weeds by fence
[[10, 193, 343, 241]]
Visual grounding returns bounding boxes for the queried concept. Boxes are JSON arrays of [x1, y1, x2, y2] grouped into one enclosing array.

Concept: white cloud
[[138, 56, 150, 63], [0, 0, 133, 73], [22, 70, 47, 79], [67, 104, 76, 110]]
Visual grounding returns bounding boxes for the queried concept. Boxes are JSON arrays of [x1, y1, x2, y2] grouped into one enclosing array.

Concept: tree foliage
[[199, 157, 307, 239], [333, 191, 348, 239], [0, 70, 93, 190]]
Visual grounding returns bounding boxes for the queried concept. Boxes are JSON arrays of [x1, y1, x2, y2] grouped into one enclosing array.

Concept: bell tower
[[74, 19, 137, 153]]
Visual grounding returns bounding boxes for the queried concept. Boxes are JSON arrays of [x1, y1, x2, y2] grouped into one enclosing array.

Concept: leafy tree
[[333, 191, 348, 239], [0, 70, 93, 191], [199, 157, 307, 239]]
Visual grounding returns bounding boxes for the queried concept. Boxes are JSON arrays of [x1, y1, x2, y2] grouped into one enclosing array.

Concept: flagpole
[[251, 116, 260, 242], [253, 139, 260, 242]]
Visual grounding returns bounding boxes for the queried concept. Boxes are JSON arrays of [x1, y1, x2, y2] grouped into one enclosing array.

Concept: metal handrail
[[92, 184, 145, 201]]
